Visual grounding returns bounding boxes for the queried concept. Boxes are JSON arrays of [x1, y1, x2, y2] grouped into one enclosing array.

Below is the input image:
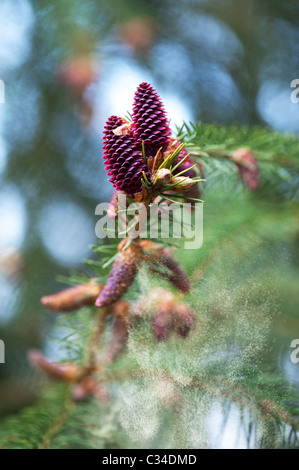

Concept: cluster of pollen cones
[[33, 241, 195, 402]]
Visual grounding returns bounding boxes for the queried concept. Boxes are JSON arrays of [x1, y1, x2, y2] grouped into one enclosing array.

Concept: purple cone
[[132, 82, 171, 157], [103, 115, 149, 196]]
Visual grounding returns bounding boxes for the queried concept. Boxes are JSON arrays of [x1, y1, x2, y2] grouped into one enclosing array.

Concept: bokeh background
[[0, 0, 298, 433]]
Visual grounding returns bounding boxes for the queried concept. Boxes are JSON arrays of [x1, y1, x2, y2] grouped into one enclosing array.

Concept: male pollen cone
[[41, 279, 102, 312], [103, 115, 149, 196], [174, 304, 196, 338], [28, 350, 82, 383], [147, 251, 191, 294], [159, 255, 191, 293], [132, 82, 171, 156], [104, 314, 130, 364], [56, 56, 97, 95], [152, 300, 195, 341], [152, 305, 174, 341], [72, 377, 110, 403], [232, 148, 259, 191], [95, 245, 141, 308]]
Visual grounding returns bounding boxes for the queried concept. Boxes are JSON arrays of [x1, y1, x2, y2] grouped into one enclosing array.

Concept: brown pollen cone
[[232, 148, 259, 191], [118, 17, 156, 52], [152, 304, 175, 341], [104, 301, 131, 364], [152, 300, 195, 341], [144, 248, 190, 294], [95, 244, 141, 308], [157, 255, 190, 293], [28, 350, 83, 383], [131, 288, 195, 341], [56, 56, 97, 96], [41, 278, 103, 312], [72, 377, 110, 403], [174, 303, 196, 338]]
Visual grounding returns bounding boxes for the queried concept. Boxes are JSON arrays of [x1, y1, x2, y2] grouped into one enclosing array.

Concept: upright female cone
[[103, 115, 149, 196], [132, 82, 171, 156]]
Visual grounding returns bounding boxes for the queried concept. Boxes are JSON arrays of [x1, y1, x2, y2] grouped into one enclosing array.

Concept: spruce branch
[[37, 393, 76, 450], [2, 83, 298, 449]]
